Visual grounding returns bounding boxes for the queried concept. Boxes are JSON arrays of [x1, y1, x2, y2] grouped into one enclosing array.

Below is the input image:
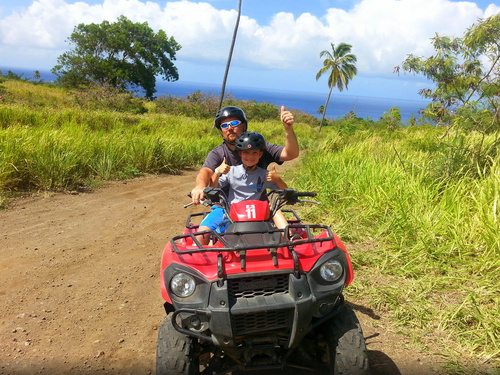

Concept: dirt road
[[0, 168, 445, 375]]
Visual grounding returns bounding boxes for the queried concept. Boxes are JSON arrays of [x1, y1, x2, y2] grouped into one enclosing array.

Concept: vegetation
[[397, 14, 500, 120], [291, 124, 499, 373], [316, 42, 358, 131], [396, 14, 500, 182], [0, 69, 499, 372], [0, 79, 317, 207], [52, 15, 181, 99]]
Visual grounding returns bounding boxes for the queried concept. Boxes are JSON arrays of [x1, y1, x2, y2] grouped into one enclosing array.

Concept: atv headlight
[[319, 259, 343, 282], [170, 273, 196, 297]]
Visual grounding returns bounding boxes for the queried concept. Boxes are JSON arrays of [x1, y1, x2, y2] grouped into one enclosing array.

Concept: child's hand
[[266, 165, 280, 182], [216, 157, 230, 175]]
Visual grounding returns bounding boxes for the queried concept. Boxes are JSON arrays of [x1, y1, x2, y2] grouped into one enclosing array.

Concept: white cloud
[[151, 2, 242, 62], [0, 0, 497, 91], [484, 3, 500, 17], [337, 0, 484, 74]]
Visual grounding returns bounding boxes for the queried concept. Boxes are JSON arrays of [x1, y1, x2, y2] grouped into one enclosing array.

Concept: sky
[[0, 0, 499, 101]]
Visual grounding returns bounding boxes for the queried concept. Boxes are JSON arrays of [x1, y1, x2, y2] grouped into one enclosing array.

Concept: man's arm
[[279, 105, 299, 162], [191, 167, 213, 205]]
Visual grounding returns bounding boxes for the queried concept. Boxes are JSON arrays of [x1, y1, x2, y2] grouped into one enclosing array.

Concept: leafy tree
[[316, 42, 357, 132], [381, 107, 402, 130], [396, 14, 500, 180], [317, 105, 325, 116], [396, 13, 500, 129], [52, 15, 181, 99], [0, 70, 24, 80]]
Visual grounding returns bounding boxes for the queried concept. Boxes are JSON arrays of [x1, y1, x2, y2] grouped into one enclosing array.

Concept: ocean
[[157, 81, 428, 122], [2, 66, 428, 122]]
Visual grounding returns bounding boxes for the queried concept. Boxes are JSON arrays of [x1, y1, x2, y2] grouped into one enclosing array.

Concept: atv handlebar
[[268, 189, 319, 216], [297, 192, 317, 197], [271, 189, 316, 198], [185, 187, 319, 222], [184, 193, 211, 208]]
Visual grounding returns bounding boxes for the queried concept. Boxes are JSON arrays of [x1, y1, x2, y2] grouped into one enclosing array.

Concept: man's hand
[[191, 167, 213, 205], [279, 105, 299, 162], [191, 185, 205, 205], [281, 105, 295, 129]]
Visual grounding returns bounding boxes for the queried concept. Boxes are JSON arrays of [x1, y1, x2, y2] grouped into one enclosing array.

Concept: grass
[[0, 79, 317, 203], [290, 126, 500, 372], [0, 118, 212, 193]]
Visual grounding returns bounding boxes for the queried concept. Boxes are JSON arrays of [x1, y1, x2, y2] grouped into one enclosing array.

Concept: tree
[[218, 0, 242, 114], [396, 14, 500, 180], [52, 15, 181, 99], [381, 107, 402, 130], [397, 13, 500, 128], [316, 42, 357, 131]]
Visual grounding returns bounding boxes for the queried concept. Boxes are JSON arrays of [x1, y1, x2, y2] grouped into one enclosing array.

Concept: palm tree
[[316, 42, 357, 131], [217, 0, 242, 114]]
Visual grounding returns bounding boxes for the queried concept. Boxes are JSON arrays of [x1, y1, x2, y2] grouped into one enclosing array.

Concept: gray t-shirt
[[202, 142, 284, 171], [218, 164, 279, 204]]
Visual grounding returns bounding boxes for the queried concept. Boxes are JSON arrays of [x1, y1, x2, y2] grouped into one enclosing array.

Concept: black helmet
[[214, 106, 247, 130], [235, 131, 266, 151]]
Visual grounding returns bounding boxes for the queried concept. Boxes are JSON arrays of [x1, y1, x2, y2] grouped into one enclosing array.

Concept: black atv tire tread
[[156, 313, 197, 375], [327, 304, 369, 375]]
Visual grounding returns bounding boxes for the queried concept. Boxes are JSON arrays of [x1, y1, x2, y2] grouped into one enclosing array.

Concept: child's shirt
[[218, 164, 279, 204]]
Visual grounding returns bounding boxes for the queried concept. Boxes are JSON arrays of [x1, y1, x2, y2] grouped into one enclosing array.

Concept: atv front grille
[[232, 309, 291, 336], [227, 274, 292, 337], [228, 274, 289, 300]]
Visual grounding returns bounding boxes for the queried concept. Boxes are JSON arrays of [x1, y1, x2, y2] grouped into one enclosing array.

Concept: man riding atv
[[190, 105, 299, 206]]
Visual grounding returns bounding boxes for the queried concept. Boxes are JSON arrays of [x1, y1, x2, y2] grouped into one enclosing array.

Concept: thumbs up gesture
[[216, 157, 230, 176], [280, 105, 294, 129], [266, 164, 279, 182]]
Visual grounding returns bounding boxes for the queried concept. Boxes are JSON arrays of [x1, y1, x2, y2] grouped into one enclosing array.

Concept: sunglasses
[[220, 120, 242, 129]]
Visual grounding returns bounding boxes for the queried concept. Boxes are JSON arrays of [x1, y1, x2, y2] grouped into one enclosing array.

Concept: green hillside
[[1, 78, 498, 374]]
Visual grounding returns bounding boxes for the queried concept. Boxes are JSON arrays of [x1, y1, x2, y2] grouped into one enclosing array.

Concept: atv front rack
[[170, 224, 334, 277]]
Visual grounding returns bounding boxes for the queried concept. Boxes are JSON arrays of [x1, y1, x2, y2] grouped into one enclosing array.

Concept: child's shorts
[[200, 206, 230, 233]]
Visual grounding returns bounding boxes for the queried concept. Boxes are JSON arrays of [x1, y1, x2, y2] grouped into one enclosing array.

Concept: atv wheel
[[156, 313, 199, 375], [324, 304, 369, 375]]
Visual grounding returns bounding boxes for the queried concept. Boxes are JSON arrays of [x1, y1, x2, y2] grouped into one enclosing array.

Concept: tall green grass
[[0, 117, 216, 193], [0, 79, 317, 205], [291, 126, 500, 371]]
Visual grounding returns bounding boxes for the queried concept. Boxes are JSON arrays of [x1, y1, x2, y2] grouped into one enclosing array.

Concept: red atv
[[157, 187, 368, 375]]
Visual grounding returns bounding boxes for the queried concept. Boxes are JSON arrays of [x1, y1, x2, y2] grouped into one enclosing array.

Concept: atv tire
[[324, 304, 369, 375], [156, 312, 199, 375]]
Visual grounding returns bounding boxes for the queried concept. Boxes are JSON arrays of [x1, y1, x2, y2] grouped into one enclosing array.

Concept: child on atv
[[197, 131, 288, 245]]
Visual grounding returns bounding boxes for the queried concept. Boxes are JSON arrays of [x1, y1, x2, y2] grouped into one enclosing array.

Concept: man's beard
[[225, 134, 238, 145]]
